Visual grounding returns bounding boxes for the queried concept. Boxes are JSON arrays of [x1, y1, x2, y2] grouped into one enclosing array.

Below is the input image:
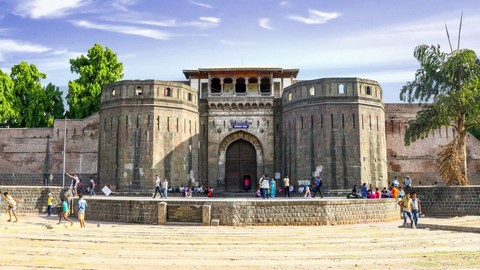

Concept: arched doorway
[[225, 139, 257, 192]]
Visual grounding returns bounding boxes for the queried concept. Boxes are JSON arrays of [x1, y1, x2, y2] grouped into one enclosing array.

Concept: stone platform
[[71, 196, 400, 226]]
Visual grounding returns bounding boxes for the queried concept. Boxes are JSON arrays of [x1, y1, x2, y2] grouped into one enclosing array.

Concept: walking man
[[283, 175, 291, 198], [88, 177, 96, 196], [312, 176, 323, 198], [153, 175, 161, 198], [77, 194, 88, 228], [3, 192, 19, 222], [66, 172, 79, 196]]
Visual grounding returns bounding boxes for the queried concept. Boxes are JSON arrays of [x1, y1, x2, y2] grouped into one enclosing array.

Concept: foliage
[[468, 127, 480, 141], [0, 69, 17, 127], [66, 43, 123, 119], [43, 83, 65, 126], [400, 44, 480, 185], [10, 62, 47, 127], [0, 63, 65, 128]]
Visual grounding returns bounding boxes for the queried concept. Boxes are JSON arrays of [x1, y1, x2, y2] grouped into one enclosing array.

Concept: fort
[[1, 67, 480, 192]]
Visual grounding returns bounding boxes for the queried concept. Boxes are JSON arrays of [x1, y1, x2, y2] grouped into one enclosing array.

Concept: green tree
[[67, 43, 123, 119], [0, 69, 18, 127], [400, 45, 480, 185], [43, 83, 65, 126], [10, 62, 48, 127]]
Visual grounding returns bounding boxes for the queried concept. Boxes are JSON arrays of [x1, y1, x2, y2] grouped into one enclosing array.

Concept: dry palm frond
[[437, 136, 469, 185]]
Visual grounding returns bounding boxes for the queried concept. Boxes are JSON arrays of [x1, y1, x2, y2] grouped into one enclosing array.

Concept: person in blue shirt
[[77, 194, 88, 228], [361, 183, 368, 198], [57, 198, 73, 226]]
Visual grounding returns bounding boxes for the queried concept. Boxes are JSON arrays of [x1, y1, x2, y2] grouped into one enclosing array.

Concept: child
[[304, 186, 311, 198], [47, 193, 53, 216], [3, 192, 19, 223], [57, 198, 74, 226]]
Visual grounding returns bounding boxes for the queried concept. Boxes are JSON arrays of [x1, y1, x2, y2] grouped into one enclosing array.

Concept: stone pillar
[[157, 202, 167, 225], [220, 77, 224, 95], [202, 204, 211, 226], [258, 76, 261, 94]]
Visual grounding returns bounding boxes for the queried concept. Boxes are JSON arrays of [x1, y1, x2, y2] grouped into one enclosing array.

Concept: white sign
[[101, 186, 112, 196], [274, 172, 281, 179]]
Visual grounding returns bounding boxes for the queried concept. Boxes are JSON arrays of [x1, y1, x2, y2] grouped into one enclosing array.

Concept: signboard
[[274, 172, 281, 179], [101, 186, 112, 196], [232, 123, 249, 129]]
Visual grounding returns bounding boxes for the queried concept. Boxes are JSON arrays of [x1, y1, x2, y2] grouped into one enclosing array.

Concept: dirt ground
[[1, 214, 479, 270]]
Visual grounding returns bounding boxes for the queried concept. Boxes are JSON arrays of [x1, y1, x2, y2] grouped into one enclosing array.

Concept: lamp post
[[62, 116, 67, 187]]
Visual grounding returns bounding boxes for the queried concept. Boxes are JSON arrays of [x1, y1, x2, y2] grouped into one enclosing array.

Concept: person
[[367, 189, 376, 199], [161, 178, 169, 198], [77, 179, 84, 194], [255, 189, 261, 197], [398, 186, 405, 199], [411, 191, 422, 228], [269, 178, 276, 198], [361, 183, 368, 198], [244, 177, 250, 192], [77, 194, 88, 228], [404, 175, 412, 189], [153, 175, 161, 198], [261, 175, 270, 199], [57, 198, 73, 226], [375, 188, 381, 199], [392, 176, 400, 188], [347, 185, 359, 198], [391, 185, 399, 199], [304, 185, 311, 198], [66, 173, 79, 196], [4, 192, 19, 222], [258, 175, 265, 198], [312, 176, 323, 198], [283, 175, 291, 198], [206, 187, 213, 198], [381, 187, 389, 198], [88, 176, 96, 196], [398, 192, 414, 228], [47, 193, 53, 216]]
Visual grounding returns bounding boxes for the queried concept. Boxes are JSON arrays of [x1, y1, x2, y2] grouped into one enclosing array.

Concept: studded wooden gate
[[225, 139, 257, 192]]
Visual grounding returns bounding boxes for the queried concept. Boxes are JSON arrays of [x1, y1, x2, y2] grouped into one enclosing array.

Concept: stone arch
[[217, 131, 264, 188]]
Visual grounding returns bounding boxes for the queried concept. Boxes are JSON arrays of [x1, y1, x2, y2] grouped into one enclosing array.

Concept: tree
[[10, 62, 48, 128], [0, 69, 17, 127], [43, 83, 65, 126], [400, 44, 480, 185], [66, 43, 123, 119]]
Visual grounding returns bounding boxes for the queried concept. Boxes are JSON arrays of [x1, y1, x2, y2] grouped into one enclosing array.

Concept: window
[[164, 87, 171, 97], [338, 84, 345, 94], [136, 86, 142, 95], [211, 78, 221, 94], [188, 92, 192, 101], [309, 86, 315, 96], [111, 88, 116, 96], [366, 86, 371, 95], [288, 92, 293, 101]]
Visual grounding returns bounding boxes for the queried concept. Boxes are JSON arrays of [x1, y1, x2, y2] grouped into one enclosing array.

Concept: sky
[[1, 0, 480, 103]]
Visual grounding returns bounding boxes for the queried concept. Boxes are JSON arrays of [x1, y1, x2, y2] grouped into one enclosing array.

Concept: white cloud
[[71, 20, 172, 40], [279, 1, 289, 6], [219, 40, 252, 46], [14, 0, 87, 19], [185, 17, 221, 29], [288, 9, 341, 25], [112, 0, 138, 12], [0, 39, 50, 61], [259, 18, 273, 30], [189, 0, 213, 9]]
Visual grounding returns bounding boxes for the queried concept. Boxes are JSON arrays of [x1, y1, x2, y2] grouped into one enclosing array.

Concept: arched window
[[288, 92, 293, 101], [164, 87, 171, 97], [309, 86, 315, 96], [338, 84, 345, 94], [366, 86, 371, 95], [111, 88, 116, 96], [211, 78, 221, 94], [260, 77, 271, 94], [235, 78, 246, 94]]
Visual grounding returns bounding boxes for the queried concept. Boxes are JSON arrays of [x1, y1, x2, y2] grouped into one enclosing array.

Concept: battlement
[[283, 77, 383, 104], [101, 80, 198, 108]]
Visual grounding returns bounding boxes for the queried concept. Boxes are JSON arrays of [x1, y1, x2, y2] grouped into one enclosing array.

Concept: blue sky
[[1, 0, 480, 103]]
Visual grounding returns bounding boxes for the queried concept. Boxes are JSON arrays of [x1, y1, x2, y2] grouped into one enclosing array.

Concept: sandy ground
[[1, 214, 479, 270]]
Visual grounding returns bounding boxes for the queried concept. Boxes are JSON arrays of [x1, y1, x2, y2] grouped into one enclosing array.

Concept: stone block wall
[[0, 186, 69, 214], [408, 186, 480, 216]]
